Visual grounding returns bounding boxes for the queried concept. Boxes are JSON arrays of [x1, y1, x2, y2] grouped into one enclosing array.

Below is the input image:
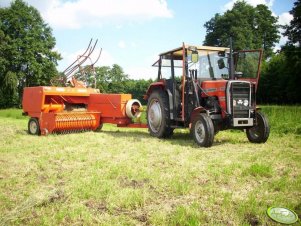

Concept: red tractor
[[144, 43, 270, 147]]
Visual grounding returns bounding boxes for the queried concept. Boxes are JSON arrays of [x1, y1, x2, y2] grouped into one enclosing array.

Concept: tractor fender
[[190, 107, 208, 122], [143, 81, 165, 100]]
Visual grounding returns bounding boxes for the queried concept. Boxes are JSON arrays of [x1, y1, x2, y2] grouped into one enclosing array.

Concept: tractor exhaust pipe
[[229, 37, 235, 80]]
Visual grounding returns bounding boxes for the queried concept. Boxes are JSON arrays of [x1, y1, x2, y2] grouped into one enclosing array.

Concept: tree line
[[258, 0, 301, 104], [0, 0, 300, 108]]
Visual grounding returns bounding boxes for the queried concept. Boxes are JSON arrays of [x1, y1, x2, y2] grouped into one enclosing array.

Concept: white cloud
[[0, 0, 11, 7], [125, 66, 157, 80], [118, 40, 126, 49], [124, 54, 159, 80], [274, 12, 293, 49], [17, 0, 173, 29], [223, 0, 274, 11], [278, 12, 293, 26], [1, 0, 60, 14]]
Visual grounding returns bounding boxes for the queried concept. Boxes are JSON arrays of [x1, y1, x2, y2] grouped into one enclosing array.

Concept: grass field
[[0, 106, 300, 225]]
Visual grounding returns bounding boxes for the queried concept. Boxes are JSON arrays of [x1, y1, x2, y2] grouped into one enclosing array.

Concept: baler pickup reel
[[51, 38, 102, 88]]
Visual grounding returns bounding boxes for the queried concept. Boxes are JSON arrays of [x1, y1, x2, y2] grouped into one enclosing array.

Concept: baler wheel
[[191, 113, 214, 147], [246, 111, 270, 143], [28, 118, 40, 135]]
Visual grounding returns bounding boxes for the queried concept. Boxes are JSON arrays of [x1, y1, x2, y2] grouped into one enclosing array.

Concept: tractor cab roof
[[159, 45, 229, 59], [152, 44, 229, 66]]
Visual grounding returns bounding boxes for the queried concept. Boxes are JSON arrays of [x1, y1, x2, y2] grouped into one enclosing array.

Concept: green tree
[[283, 0, 301, 45], [95, 66, 111, 92], [0, 0, 61, 108], [203, 0, 279, 58], [258, 0, 301, 104], [124, 79, 153, 104], [258, 53, 288, 103], [94, 64, 153, 104], [95, 64, 128, 93], [281, 0, 301, 103]]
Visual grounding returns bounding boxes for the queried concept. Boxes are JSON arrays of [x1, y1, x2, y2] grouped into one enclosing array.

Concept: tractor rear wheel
[[191, 113, 214, 147], [28, 118, 40, 135], [246, 112, 270, 143], [147, 90, 173, 138]]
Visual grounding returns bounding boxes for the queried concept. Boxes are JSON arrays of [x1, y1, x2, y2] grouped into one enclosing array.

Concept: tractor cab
[[152, 45, 262, 83], [145, 43, 269, 147]]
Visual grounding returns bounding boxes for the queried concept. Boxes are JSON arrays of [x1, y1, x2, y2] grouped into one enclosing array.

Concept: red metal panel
[[23, 86, 99, 115], [88, 93, 132, 118], [22, 87, 44, 115], [201, 80, 227, 117]]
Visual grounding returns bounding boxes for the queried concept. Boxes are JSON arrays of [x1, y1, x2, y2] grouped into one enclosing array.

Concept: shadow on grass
[[21, 126, 251, 148], [99, 129, 247, 148]]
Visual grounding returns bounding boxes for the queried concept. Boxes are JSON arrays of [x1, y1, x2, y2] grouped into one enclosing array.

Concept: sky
[[0, 0, 296, 80]]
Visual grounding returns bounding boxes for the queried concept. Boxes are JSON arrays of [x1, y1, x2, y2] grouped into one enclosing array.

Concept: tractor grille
[[228, 81, 252, 118]]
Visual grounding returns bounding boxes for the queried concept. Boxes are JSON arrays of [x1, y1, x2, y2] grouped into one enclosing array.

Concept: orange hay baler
[[22, 86, 146, 135]]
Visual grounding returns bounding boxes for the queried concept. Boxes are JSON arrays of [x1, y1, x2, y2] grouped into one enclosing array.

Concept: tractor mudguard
[[144, 81, 165, 100], [190, 107, 208, 122]]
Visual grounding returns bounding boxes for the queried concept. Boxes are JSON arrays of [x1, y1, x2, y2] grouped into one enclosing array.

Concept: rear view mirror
[[191, 51, 199, 63], [188, 46, 199, 63], [218, 59, 225, 69]]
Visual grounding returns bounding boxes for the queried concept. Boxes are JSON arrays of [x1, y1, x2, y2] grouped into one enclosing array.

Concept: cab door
[[234, 49, 263, 89]]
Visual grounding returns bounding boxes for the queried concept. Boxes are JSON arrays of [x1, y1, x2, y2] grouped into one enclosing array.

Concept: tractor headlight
[[236, 99, 249, 106]]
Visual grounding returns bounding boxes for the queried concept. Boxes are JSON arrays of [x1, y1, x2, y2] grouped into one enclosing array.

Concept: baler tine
[[63, 38, 93, 75], [73, 48, 102, 89], [65, 39, 99, 80]]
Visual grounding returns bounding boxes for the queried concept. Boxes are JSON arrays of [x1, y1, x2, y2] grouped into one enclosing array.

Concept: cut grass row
[[0, 106, 300, 225]]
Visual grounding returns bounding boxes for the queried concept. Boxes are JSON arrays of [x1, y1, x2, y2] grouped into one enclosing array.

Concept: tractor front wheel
[[246, 112, 270, 143], [191, 113, 214, 147], [28, 118, 40, 135], [147, 90, 172, 138]]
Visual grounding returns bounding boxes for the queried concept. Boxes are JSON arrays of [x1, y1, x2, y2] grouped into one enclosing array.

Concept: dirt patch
[[85, 200, 108, 213], [113, 207, 150, 225], [119, 177, 150, 189], [47, 189, 65, 204], [134, 212, 149, 224], [245, 213, 260, 226], [197, 178, 209, 185]]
